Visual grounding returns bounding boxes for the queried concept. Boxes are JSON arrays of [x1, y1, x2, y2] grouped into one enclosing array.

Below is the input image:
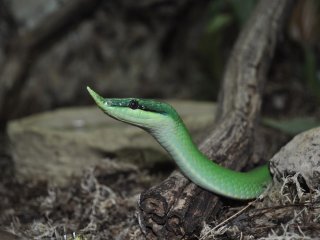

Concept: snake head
[[87, 86, 180, 131]]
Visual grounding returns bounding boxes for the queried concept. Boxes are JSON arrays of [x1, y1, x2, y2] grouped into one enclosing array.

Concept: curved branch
[[138, 0, 295, 238]]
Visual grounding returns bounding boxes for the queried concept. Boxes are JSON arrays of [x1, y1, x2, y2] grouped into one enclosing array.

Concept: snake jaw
[[87, 86, 108, 110]]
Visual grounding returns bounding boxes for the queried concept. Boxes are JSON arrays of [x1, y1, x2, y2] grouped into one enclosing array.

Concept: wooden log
[[138, 0, 296, 238]]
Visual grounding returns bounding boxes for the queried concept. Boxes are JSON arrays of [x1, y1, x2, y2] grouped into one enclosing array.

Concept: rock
[[8, 100, 215, 186], [269, 127, 320, 190]]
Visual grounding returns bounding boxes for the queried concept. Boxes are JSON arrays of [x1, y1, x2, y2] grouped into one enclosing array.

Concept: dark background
[[0, 0, 318, 121], [1, 0, 320, 239]]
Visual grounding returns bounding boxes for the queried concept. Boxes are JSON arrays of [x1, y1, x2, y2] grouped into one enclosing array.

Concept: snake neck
[[149, 120, 206, 174]]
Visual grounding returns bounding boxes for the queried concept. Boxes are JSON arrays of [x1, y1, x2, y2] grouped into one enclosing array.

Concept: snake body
[[87, 87, 272, 199]]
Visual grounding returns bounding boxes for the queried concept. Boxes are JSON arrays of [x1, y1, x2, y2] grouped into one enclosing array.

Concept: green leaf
[[207, 14, 232, 34]]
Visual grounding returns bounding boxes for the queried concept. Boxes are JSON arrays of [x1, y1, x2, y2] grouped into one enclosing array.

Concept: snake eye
[[129, 100, 139, 110]]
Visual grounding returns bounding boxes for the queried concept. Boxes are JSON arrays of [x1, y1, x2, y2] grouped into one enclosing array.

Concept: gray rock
[[8, 100, 215, 186], [270, 127, 320, 189]]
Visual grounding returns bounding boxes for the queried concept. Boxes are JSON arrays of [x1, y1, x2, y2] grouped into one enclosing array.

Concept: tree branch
[[0, 0, 103, 126], [138, 0, 296, 238]]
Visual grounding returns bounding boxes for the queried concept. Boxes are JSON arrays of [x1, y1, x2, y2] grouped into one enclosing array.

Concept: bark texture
[[138, 0, 296, 238], [0, 0, 103, 126]]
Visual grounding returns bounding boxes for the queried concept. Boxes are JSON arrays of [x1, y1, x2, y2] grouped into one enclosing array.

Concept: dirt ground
[[1, 149, 320, 239]]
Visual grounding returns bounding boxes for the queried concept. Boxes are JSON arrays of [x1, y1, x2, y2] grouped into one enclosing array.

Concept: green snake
[[87, 87, 272, 200]]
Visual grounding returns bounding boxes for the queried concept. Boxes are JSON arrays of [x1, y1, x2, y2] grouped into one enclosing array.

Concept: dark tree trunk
[[138, 0, 296, 238]]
